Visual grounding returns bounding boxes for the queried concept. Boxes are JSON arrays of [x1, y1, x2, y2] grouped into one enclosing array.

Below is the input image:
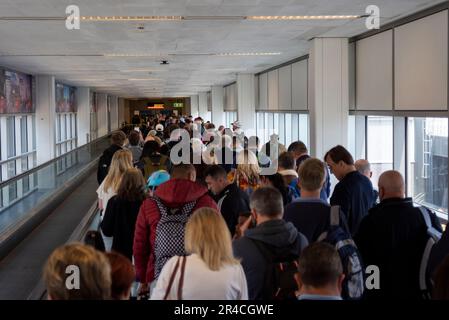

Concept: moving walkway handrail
[[0, 134, 110, 189]]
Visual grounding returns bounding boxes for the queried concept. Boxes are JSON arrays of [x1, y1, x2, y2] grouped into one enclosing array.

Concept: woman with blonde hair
[[44, 243, 111, 300], [151, 208, 248, 300], [228, 149, 260, 196], [96, 149, 133, 213], [101, 168, 146, 260]]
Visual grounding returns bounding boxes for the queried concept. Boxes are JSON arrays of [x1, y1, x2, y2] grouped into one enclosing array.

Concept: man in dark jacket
[[205, 165, 250, 236], [354, 170, 442, 299], [325, 145, 375, 236], [233, 187, 308, 300], [97, 130, 126, 184]]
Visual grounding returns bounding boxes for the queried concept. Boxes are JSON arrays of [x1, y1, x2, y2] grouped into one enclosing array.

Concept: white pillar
[[308, 38, 349, 158], [198, 92, 208, 118], [190, 95, 199, 118], [35, 75, 56, 165], [76, 87, 90, 146], [97, 93, 108, 137], [211, 86, 224, 126], [237, 74, 256, 132]]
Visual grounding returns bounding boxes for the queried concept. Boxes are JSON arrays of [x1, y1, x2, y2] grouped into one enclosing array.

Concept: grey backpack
[[153, 196, 197, 279]]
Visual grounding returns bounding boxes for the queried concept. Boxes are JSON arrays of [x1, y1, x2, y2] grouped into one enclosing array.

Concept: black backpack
[[317, 205, 365, 300], [418, 207, 442, 299], [251, 239, 299, 300]]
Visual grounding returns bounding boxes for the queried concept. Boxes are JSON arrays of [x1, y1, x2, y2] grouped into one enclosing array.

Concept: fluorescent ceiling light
[[120, 69, 164, 72], [128, 78, 161, 81], [246, 15, 361, 20], [104, 53, 160, 57], [81, 16, 183, 21], [215, 52, 281, 56]]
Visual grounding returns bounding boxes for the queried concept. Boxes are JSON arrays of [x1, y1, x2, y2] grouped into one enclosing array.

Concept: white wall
[[76, 87, 90, 146], [97, 93, 108, 137], [211, 86, 224, 126], [35, 75, 56, 165]]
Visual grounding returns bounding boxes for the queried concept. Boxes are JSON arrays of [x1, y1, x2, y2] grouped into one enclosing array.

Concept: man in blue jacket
[[324, 145, 375, 236]]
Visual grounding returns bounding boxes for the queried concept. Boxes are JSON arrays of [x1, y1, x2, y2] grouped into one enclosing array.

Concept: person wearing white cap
[[231, 120, 244, 139], [155, 123, 164, 140]]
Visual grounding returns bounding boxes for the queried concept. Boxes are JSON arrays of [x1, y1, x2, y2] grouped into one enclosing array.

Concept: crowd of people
[[42, 112, 449, 300]]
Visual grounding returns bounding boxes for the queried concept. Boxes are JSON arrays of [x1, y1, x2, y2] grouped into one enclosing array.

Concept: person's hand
[[234, 216, 253, 240], [137, 283, 149, 300]]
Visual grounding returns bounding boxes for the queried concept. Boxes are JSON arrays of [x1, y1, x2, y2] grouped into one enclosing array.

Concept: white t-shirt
[[96, 180, 116, 213], [151, 254, 248, 300]]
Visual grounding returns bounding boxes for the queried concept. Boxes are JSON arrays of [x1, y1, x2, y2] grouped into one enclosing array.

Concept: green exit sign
[[173, 102, 183, 108]]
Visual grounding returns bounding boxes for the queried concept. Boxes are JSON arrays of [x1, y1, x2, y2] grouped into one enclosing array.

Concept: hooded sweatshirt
[[233, 219, 308, 300], [133, 179, 218, 284]]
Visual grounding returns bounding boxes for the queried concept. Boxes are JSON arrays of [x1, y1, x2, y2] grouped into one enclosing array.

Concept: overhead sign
[[173, 102, 183, 108]]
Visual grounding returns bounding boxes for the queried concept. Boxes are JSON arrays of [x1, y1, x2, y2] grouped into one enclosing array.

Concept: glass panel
[[57, 114, 61, 143], [20, 116, 28, 154], [32, 115, 36, 150], [21, 157, 29, 194], [348, 115, 356, 157], [7, 161, 16, 202], [299, 114, 309, 147], [285, 113, 292, 147], [7, 116, 15, 158], [407, 117, 448, 216], [367, 116, 393, 188], [278, 113, 285, 147], [291, 113, 299, 146], [273, 113, 280, 142]]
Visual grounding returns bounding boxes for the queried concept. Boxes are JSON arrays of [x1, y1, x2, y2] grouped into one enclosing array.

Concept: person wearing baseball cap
[[231, 120, 244, 144], [155, 123, 164, 140]]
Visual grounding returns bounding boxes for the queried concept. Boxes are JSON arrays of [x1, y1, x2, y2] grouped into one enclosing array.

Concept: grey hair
[[249, 187, 284, 218]]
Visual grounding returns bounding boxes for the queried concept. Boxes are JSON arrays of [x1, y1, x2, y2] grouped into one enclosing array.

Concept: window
[[348, 115, 356, 157], [224, 112, 237, 127], [255, 112, 309, 147], [367, 116, 393, 187], [407, 117, 448, 215], [7, 116, 15, 158], [20, 116, 28, 154]]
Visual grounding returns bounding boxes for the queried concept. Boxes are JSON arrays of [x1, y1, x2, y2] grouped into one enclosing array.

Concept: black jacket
[[284, 199, 350, 243], [97, 144, 122, 185], [233, 220, 308, 300], [214, 183, 250, 236], [354, 197, 442, 299], [101, 195, 143, 260], [330, 170, 375, 236]]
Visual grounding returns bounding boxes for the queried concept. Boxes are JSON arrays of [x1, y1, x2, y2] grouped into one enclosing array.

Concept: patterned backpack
[[153, 196, 197, 279]]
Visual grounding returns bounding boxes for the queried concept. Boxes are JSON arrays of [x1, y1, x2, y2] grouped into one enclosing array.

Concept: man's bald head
[[378, 170, 405, 201], [355, 159, 372, 179]]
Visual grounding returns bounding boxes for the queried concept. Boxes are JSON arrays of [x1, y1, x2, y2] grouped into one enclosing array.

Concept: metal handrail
[[0, 134, 110, 189]]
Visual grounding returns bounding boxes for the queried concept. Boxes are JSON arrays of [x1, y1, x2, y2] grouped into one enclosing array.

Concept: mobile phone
[[134, 127, 140, 132]]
